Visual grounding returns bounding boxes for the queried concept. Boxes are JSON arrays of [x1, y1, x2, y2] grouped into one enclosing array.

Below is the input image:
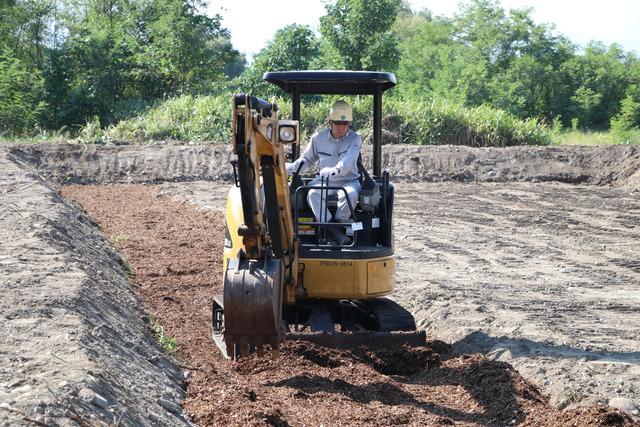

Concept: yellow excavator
[[212, 71, 424, 358]]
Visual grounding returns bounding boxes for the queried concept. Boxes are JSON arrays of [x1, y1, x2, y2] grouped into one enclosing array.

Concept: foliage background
[[1, 0, 639, 145]]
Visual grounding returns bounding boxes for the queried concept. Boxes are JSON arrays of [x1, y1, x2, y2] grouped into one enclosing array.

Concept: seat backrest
[[357, 154, 381, 212]]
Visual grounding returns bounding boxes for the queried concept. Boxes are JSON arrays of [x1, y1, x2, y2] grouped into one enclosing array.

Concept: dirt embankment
[[7, 142, 640, 186], [0, 152, 192, 425]]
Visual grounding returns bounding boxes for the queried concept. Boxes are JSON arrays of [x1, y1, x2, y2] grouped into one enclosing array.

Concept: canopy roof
[[263, 70, 396, 95]]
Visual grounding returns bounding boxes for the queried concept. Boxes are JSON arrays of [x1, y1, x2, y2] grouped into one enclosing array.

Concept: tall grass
[[387, 99, 549, 146], [551, 129, 640, 146], [105, 94, 552, 146], [107, 95, 230, 142]]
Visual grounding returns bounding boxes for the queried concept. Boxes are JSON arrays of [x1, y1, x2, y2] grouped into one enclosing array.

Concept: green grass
[[5, 95, 640, 147], [151, 321, 180, 354], [105, 94, 551, 146], [0, 129, 71, 144], [551, 130, 640, 146], [391, 99, 550, 146], [107, 95, 230, 142], [113, 234, 129, 244]]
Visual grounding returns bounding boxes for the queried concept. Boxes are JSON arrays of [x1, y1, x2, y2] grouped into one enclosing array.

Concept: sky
[[207, 0, 640, 61]]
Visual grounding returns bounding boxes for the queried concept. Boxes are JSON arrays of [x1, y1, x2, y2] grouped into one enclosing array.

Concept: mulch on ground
[[62, 184, 638, 427]]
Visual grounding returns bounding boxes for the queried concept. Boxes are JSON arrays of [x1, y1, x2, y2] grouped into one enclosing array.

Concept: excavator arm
[[216, 94, 300, 359], [232, 94, 297, 263]]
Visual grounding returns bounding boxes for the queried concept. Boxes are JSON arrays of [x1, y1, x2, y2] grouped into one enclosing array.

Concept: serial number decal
[[319, 260, 353, 267]]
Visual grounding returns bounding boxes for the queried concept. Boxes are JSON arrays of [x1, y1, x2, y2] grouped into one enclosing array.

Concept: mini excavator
[[212, 71, 425, 359]]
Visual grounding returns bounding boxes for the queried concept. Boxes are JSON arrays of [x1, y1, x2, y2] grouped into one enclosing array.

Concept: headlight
[[279, 125, 296, 142]]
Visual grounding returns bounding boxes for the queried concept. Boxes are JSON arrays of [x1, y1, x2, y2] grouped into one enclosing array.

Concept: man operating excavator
[[213, 72, 424, 360], [286, 100, 362, 245]]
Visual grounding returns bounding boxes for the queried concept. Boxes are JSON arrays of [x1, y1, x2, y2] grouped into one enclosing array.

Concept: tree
[[611, 92, 640, 131], [453, 0, 513, 74], [0, 1, 18, 51], [41, 0, 243, 127], [394, 13, 456, 98], [319, 0, 401, 71], [240, 24, 319, 95], [0, 50, 46, 134], [562, 42, 629, 129], [570, 86, 602, 129], [395, 0, 579, 123], [131, 0, 240, 96], [0, 0, 50, 134], [255, 24, 320, 71]]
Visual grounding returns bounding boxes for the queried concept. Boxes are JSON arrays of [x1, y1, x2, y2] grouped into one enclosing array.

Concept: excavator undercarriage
[[213, 290, 425, 358]]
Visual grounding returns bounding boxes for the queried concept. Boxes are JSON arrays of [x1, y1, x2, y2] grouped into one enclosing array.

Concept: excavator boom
[[213, 94, 299, 359]]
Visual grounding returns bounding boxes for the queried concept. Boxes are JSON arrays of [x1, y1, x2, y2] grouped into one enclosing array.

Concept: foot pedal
[[327, 226, 349, 245]]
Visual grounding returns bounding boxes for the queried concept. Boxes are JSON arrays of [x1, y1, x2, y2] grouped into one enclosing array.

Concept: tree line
[[1, 0, 640, 137], [1, 0, 243, 133]]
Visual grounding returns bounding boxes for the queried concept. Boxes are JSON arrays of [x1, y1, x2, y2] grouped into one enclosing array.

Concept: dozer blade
[[288, 330, 426, 351], [214, 258, 285, 359]]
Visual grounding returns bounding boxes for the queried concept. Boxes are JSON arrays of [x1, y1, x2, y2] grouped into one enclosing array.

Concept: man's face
[[330, 121, 350, 139]]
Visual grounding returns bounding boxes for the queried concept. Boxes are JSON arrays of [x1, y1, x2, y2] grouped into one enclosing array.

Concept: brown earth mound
[[61, 184, 638, 427], [10, 142, 640, 187]]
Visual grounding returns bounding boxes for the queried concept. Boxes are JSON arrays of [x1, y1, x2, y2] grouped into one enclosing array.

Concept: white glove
[[286, 160, 304, 175], [319, 167, 339, 177], [286, 162, 295, 174]]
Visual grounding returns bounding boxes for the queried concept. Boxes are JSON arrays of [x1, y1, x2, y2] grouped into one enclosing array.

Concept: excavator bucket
[[212, 258, 285, 359]]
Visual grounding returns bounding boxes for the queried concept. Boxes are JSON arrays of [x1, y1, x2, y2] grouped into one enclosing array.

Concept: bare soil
[[0, 153, 190, 426], [61, 184, 637, 426], [2, 142, 640, 426], [156, 179, 640, 414], [394, 182, 640, 411], [8, 142, 640, 186]]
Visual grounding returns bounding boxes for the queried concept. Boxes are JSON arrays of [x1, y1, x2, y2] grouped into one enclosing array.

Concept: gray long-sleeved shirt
[[289, 128, 362, 183]]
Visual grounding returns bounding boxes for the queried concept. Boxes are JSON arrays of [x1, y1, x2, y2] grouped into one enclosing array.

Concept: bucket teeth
[[222, 337, 280, 360]]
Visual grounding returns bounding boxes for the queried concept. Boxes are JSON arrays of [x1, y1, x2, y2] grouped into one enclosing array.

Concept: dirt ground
[[2, 142, 640, 426], [154, 179, 640, 412], [394, 182, 640, 410], [61, 183, 637, 426]]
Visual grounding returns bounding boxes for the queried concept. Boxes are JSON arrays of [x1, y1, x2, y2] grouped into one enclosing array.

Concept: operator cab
[[263, 71, 396, 256]]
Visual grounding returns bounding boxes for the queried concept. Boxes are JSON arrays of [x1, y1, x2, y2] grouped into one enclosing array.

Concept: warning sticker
[[298, 217, 315, 235], [351, 222, 363, 232], [372, 217, 380, 228]]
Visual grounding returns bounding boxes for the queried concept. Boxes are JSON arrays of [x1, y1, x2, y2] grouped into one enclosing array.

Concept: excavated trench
[[1, 142, 639, 426]]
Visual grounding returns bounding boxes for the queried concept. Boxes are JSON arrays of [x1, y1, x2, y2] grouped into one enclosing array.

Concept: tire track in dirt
[[392, 182, 640, 411]]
